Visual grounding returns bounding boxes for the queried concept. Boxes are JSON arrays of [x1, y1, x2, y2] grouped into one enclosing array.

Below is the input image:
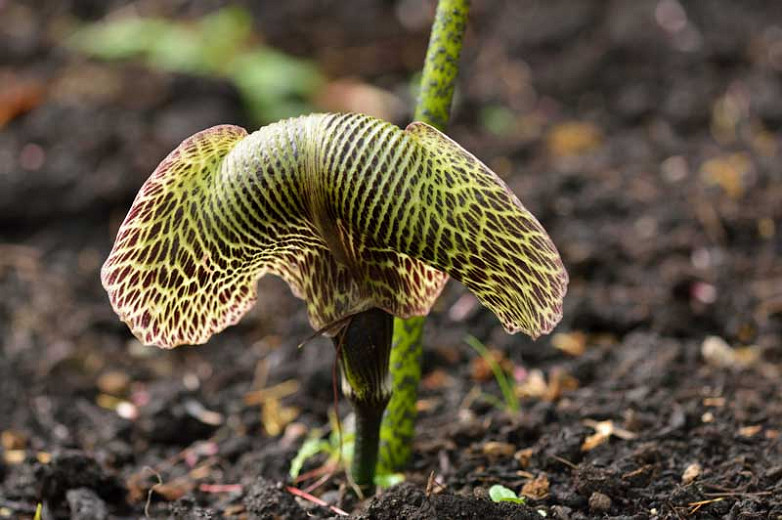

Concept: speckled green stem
[[379, 0, 469, 473], [413, 0, 469, 129], [378, 316, 425, 473]]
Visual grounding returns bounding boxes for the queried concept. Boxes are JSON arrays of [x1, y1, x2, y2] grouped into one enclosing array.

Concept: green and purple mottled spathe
[[101, 112, 567, 349]]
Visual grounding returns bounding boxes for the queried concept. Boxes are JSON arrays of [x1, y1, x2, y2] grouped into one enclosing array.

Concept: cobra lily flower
[[101, 112, 568, 491]]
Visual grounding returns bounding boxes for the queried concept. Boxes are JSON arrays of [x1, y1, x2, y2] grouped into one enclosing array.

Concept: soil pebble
[[66, 488, 109, 520], [588, 491, 612, 514]]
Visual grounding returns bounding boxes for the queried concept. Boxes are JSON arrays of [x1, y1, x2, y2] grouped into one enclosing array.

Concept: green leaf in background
[[480, 104, 516, 137], [229, 49, 322, 123], [68, 7, 321, 124], [68, 17, 170, 61], [465, 335, 520, 412], [197, 7, 253, 72], [489, 484, 526, 504], [146, 25, 206, 73]]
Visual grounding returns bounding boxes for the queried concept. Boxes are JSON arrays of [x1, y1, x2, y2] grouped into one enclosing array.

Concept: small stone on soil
[[66, 488, 108, 520], [588, 491, 612, 513], [681, 462, 702, 484]]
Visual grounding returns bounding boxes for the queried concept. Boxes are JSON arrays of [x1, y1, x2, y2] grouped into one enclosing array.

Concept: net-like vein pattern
[[101, 113, 567, 348]]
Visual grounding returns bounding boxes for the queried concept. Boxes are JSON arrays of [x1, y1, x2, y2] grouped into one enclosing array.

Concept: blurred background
[[1, 0, 780, 518]]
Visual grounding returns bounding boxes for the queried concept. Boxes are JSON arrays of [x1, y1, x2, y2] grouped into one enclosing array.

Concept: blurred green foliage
[[69, 7, 322, 123], [480, 105, 516, 136], [465, 335, 520, 413]]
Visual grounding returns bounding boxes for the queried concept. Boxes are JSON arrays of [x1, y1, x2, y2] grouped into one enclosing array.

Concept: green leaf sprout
[[465, 335, 520, 412], [489, 484, 526, 505]]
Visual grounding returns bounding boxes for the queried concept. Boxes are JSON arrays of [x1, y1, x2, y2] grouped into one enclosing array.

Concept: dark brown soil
[[2, 1, 780, 519]]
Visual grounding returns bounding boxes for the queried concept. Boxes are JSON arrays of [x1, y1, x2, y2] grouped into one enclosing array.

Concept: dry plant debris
[[581, 419, 638, 452]]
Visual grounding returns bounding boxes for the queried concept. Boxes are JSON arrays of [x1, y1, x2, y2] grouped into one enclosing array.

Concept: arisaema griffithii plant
[[101, 0, 568, 496], [102, 112, 568, 492]]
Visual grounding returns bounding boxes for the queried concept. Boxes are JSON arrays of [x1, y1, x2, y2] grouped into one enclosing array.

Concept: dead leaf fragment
[[733, 346, 761, 366], [544, 368, 579, 402], [701, 336, 760, 368], [551, 331, 586, 356], [0, 72, 44, 128], [758, 218, 775, 239], [521, 474, 550, 500], [262, 397, 299, 437], [223, 504, 246, 516], [700, 153, 752, 199], [422, 369, 455, 390], [516, 369, 547, 398], [482, 441, 516, 458], [739, 425, 763, 438], [682, 462, 702, 484], [581, 420, 638, 451], [36, 452, 51, 464], [1, 430, 27, 450], [517, 368, 578, 402], [702, 397, 725, 407], [688, 497, 725, 515], [701, 336, 735, 367], [188, 462, 215, 480], [96, 371, 130, 395], [514, 448, 534, 468], [547, 121, 603, 157], [3, 450, 25, 465], [244, 379, 300, 405]]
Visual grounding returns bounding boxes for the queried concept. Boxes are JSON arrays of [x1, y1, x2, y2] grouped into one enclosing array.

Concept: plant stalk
[[380, 0, 469, 472], [414, 0, 470, 129], [334, 308, 394, 495]]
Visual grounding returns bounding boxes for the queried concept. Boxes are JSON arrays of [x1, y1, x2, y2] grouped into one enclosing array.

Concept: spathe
[[102, 113, 568, 348]]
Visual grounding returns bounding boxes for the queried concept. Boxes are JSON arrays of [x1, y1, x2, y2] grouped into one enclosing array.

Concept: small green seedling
[[489, 484, 526, 505], [289, 427, 351, 480], [465, 335, 520, 413], [290, 423, 404, 489]]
